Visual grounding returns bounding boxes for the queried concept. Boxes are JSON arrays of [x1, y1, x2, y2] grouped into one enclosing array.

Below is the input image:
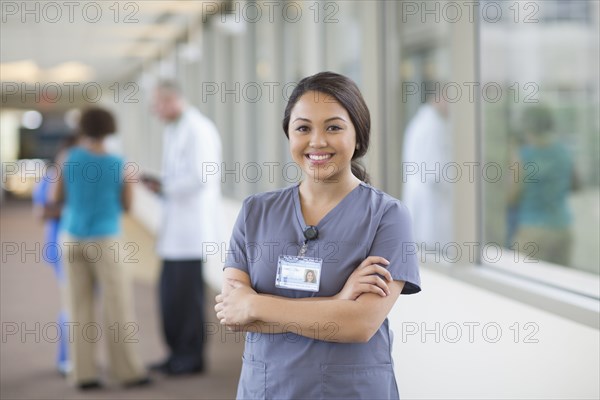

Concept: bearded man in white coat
[[146, 80, 222, 375]]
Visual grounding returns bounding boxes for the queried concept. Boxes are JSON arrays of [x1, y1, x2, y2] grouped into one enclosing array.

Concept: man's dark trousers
[[160, 259, 205, 373]]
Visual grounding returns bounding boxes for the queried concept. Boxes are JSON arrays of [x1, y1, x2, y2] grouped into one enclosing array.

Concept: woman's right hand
[[334, 256, 393, 301]]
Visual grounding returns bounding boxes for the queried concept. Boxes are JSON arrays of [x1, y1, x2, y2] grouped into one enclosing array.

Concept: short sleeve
[[368, 200, 421, 294], [224, 197, 250, 273]]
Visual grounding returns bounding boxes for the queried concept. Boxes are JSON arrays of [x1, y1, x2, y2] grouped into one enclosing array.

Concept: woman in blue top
[[52, 108, 149, 390], [509, 105, 577, 266], [215, 72, 421, 399]]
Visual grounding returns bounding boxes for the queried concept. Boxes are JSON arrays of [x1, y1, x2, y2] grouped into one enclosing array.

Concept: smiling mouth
[[306, 154, 333, 161]]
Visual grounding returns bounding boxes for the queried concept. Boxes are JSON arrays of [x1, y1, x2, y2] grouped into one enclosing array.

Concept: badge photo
[[275, 255, 323, 292]]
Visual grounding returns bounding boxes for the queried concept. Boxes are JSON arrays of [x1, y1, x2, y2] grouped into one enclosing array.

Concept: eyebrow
[[292, 116, 347, 123]]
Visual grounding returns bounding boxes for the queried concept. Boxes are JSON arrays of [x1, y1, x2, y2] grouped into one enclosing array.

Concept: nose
[[308, 128, 327, 148]]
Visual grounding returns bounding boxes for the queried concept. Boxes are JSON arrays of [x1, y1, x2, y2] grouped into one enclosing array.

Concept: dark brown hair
[[79, 107, 116, 139], [282, 71, 371, 183], [522, 104, 554, 137]]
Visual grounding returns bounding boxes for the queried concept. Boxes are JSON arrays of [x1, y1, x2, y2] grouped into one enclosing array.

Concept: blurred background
[[1, 1, 599, 399]]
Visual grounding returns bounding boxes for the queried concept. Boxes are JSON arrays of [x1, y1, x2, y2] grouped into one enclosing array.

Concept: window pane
[[394, 1, 455, 249], [324, 1, 362, 83], [480, 0, 600, 274]]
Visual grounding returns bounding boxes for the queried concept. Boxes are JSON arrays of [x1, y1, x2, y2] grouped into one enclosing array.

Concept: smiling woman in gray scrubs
[[215, 72, 421, 399]]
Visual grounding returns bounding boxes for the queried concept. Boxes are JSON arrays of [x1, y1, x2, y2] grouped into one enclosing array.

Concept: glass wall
[[116, 0, 599, 291], [480, 0, 600, 276], [382, 0, 457, 251], [197, 0, 387, 199], [324, 1, 362, 83]]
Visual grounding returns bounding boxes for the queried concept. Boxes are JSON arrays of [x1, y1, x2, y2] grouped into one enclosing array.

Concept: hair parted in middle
[[282, 71, 371, 183]]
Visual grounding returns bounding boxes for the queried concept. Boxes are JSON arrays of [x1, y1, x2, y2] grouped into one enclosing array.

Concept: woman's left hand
[[215, 279, 257, 326]]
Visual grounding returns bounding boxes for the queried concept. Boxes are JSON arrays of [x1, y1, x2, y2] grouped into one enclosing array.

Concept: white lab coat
[[157, 106, 223, 260], [402, 104, 453, 248]]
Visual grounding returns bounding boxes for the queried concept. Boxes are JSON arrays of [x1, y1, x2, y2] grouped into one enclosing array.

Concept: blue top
[[225, 182, 421, 399], [33, 177, 63, 279], [518, 143, 572, 228], [61, 147, 124, 239]]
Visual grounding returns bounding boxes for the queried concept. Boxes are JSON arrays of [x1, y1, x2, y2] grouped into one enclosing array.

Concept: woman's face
[[288, 91, 356, 183], [306, 271, 315, 282]]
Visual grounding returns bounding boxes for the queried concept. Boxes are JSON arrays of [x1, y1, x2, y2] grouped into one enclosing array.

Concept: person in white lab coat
[[401, 88, 453, 251], [145, 80, 222, 375]]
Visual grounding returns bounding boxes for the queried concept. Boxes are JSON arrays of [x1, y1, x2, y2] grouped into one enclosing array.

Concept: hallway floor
[[1, 198, 244, 399]]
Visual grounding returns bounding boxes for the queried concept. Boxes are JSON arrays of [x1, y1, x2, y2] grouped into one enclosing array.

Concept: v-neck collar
[[292, 181, 364, 231]]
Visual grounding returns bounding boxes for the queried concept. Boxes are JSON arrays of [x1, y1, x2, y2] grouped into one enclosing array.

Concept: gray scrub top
[[225, 182, 421, 400]]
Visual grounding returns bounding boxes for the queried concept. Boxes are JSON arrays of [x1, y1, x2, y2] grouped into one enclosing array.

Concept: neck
[[299, 171, 361, 204], [81, 137, 106, 153], [527, 133, 551, 147], [169, 105, 186, 122]]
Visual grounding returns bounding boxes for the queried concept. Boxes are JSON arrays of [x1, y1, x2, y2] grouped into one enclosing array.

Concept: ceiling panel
[[0, 1, 217, 85]]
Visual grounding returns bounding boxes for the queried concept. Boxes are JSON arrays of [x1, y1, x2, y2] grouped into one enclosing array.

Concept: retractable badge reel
[[275, 226, 323, 292]]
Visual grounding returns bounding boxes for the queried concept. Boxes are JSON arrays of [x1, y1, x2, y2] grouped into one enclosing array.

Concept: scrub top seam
[[293, 181, 366, 231], [292, 183, 307, 232]]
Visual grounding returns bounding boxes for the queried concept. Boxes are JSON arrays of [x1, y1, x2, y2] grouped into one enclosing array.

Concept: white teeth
[[308, 154, 332, 161]]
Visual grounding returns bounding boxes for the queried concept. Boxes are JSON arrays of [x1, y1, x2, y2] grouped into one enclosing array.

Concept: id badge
[[275, 255, 322, 292]]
